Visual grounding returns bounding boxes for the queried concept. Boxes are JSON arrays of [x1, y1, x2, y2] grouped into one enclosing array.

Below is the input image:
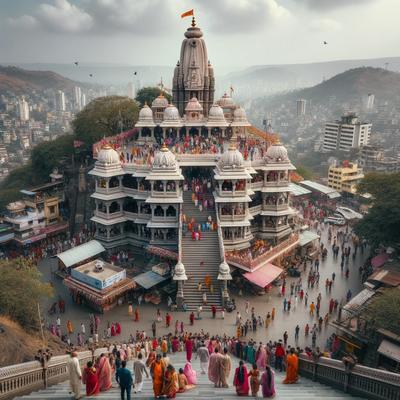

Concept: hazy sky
[[1, 0, 399, 69]]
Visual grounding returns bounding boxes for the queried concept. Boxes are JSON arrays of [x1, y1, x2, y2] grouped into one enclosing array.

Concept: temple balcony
[[263, 179, 290, 187], [263, 203, 290, 212], [123, 211, 138, 220], [249, 204, 262, 216], [150, 190, 180, 198], [94, 210, 124, 220], [225, 233, 299, 272], [251, 181, 263, 191], [95, 186, 122, 195], [220, 213, 248, 222]]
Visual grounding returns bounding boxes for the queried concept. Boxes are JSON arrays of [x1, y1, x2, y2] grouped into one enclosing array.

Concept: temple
[[89, 19, 299, 309]]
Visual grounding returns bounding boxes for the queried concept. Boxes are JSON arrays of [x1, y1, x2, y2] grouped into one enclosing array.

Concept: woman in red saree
[[185, 338, 193, 362], [233, 360, 249, 396], [82, 361, 99, 396], [96, 354, 113, 391], [283, 348, 299, 384], [172, 337, 180, 353], [110, 323, 116, 336], [116, 322, 121, 334]]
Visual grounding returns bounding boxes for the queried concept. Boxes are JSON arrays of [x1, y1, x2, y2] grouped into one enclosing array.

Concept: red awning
[[244, 263, 283, 288], [371, 253, 389, 269]]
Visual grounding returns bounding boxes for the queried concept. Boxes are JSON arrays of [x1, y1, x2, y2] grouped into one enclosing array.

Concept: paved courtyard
[[40, 226, 367, 350]]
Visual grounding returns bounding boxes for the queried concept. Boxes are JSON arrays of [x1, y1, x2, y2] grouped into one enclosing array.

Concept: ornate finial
[[161, 143, 168, 152], [191, 16, 196, 27], [228, 139, 237, 150], [102, 143, 112, 150]]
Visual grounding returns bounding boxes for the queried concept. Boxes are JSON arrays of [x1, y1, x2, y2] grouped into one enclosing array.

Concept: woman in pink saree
[[261, 365, 275, 398], [183, 361, 197, 385], [172, 336, 180, 353], [96, 354, 112, 391], [233, 360, 249, 396], [256, 344, 267, 371]]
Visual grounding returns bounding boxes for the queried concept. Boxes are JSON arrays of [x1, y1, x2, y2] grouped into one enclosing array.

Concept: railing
[[0, 349, 106, 400], [225, 232, 299, 271], [262, 203, 289, 212], [95, 210, 123, 220], [215, 209, 226, 264], [249, 204, 262, 216], [250, 181, 263, 190], [95, 186, 122, 194], [219, 213, 247, 222], [298, 355, 400, 400]]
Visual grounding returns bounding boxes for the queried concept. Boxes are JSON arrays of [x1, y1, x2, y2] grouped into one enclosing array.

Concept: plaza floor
[[39, 226, 367, 350]]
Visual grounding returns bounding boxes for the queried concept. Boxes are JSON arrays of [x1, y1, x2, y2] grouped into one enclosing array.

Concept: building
[[74, 86, 82, 111], [18, 97, 30, 122], [55, 90, 66, 112], [359, 145, 400, 172], [366, 93, 375, 110], [328, 161, 364, 194], [89, 18, 299, 309], [296, 99, 306, 116], [323, 113, 372, 152]]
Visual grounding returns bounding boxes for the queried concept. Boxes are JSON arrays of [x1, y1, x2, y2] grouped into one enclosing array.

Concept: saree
[[183, 361, 197, 384], [97, 356, 112, 391], [261, 368, 275, 398], [82, 366, 99, 396], [233, 365, 249, 396], [185, 339, 193, 362], [178, 373, 196, 393], [249, 369, 260, 396], [164, 370, 179, 398], [151, 361, 164, 397], [172, 338, 179, 353], [283, 354, 299, 384], [256, 347, 267, 371]]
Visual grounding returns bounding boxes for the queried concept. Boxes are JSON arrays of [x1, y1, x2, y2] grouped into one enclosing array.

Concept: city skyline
[[0, 0, 399, 68]]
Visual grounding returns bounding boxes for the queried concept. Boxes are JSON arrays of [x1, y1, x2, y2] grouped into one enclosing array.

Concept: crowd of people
[[66, 330, 319, 400]]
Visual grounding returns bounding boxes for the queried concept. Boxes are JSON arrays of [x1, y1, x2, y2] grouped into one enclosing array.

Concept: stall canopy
[[299, 180, 341, 199], [56, 240, 105, 268], [299, 231, 320, 247], [371, 253, 390, 269], [244, 263, 283, 288], [133, 271, 169, 289], [289, 183, 311, 197], [378, 340, 400, 363]]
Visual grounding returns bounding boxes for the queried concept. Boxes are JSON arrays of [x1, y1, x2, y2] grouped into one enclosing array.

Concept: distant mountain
[[251, 67, 400, 109], [222, 57, 400, 99], [0, 66, 83, 95]]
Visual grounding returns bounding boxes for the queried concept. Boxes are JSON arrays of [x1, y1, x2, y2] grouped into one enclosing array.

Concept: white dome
[[163, 104, 180, 121], [218, 93, 235, 108], [152, 94, 169, 108], [265, 142, 289, 163], [208, 103, 225, 120], [138, 104, 154, 121], [220, 143, 244, 168], [185, 97, 203, 112], [153, 145, 177, 169], [233, 106, 247, 120], [97, 144, 120, 165]]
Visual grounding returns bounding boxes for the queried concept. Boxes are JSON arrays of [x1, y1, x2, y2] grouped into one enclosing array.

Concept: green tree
[[31, 135, 75, 180], [354, 172, 400, 249], [73, 96, 139, 145], [363, 288, 400, 336], [0, 259, 53, 330], [295, 164, 314, 180], [135, 87, 172, 107]]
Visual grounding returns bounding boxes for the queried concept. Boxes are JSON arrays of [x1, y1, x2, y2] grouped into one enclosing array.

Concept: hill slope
[[0, 66, 81, 94], [252, 67, 400, 109]]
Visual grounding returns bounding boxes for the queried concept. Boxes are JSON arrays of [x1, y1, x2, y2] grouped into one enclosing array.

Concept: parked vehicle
[[324, 216, 346, 225]]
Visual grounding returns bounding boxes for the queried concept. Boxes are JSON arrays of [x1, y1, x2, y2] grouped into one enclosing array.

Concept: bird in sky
[[134, 71, 137, 75], [89, 74, 93, 77], [74, 61, 79, 66], [323, 41, 328, 45]]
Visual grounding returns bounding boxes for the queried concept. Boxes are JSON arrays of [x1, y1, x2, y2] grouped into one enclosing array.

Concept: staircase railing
[[178, 203, 183, 264], [215, 208, 226, 265], [298, 355, 400, 400]]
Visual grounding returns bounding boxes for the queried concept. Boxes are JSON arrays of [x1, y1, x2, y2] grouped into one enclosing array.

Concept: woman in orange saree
[[150, 354, 165, 398], [283, 348, 299, 384]]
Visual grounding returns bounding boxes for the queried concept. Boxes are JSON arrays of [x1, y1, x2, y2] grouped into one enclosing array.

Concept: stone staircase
[[16, 351, 363, 400], [181, 191, 222, 311]]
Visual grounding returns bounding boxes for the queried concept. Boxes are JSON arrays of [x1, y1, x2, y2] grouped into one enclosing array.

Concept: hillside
[[0, 65, 81, 94], [251, 67, 400, 109]]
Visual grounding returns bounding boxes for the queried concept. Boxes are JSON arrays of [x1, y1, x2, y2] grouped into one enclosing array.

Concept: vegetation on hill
[[0, 66, 79, 94], [73, 96, 139, 145], [0, 259, 53, 331], [354, 172, 400, 249], [135, 87, 172, 107]]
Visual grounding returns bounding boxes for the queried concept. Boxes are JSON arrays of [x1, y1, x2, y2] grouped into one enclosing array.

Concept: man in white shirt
[[67, 351, 82, 399]]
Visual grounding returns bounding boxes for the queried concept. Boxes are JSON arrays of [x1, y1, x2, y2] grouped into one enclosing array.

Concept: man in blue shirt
[[116, 360, 133, 400]]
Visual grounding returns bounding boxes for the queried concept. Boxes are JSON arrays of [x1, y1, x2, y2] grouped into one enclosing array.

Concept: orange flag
[[181, 9, 194, 18]]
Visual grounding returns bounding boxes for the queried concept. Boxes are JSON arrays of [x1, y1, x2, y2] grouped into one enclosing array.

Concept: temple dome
[[218, 93, 235, 108], [138, 104, 154, 121], [152, 94, 169, 108], [185, 97, 203, 112], [97, 144, 120, 165], [163, 104, 181, 121], [231, 106, 250, 126], [209, 103, 225, 119], [265, 141, 289, 163], [220, 143, 244, 168], [153, 145, 177, 169]]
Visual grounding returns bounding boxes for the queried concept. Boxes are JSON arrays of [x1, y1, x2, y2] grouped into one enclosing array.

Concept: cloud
[[37, 0, 93, 33], [199, 0, 290, 33], [309, 18, 342, 32], [301, 0, 376, 11], [86, 0, 174, 35], [7, 15, 38, 29]]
